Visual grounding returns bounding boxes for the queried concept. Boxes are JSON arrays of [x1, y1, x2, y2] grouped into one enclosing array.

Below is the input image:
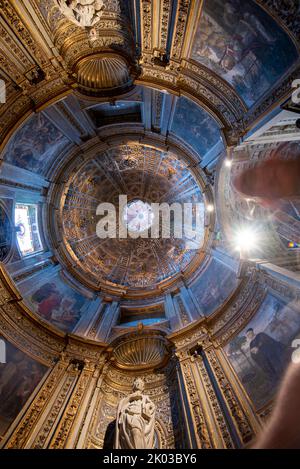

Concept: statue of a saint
[[114, 377, 156, 449]]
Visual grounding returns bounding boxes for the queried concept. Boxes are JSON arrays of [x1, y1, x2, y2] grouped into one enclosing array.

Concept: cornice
[[254, 0, 300, 48]]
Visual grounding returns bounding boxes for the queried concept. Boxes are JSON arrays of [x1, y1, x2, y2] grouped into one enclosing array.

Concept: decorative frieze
[[171, 0, 191, 60], [141, 0, 152, 51], [179, 358, 212, 448]]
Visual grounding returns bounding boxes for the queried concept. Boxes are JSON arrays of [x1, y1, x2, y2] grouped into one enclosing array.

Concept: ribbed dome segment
[[113, 336, 167, 367], [77, 55, 130, 91]]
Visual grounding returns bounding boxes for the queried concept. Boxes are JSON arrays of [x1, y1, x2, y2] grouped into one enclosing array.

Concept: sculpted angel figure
[[114, 377, 156, 449], [55, 0, 105, 28]]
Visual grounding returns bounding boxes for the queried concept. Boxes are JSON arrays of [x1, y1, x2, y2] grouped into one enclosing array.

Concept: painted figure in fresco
[[192, 0, 298, 105], [4, 113, 66, 174], [246, 328, 289, 384], [115, 378, 156, 449], [32, 283, 63, 321], [193, 260, 237, 315], [268, 303, 296, 338], [171, 97, 222, 158], [0, 351, 28, 397], [195, 3, 274, 73], [52, 297, 81, 330], [30, 282, 82, 331], [0, 350, 44, 423]]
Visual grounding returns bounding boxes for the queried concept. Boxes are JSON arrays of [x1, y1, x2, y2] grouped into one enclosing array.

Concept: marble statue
[[55, 0, 105, 38], [114, 378, 156, 449]]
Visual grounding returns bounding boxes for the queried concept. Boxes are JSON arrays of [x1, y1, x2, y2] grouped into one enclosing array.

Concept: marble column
[[179, 285, 203, 320], [201, 347, 259, 447], [76, 361, 110, 448], [174, 352, 199, 449], [94, 301, 120, 342], [172, 325, 261, 449], [164, 293, 182, 330], [72, 296, 103, 337]]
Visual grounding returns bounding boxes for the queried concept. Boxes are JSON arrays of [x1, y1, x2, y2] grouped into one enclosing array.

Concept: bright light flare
[[207, 204, 214, 213], [234, 227, 259, 252], [224, 159, 232, 168]]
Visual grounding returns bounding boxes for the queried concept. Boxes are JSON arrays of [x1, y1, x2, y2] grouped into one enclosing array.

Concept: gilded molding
[[32, 365, 79, 449], [5, 362, 67, 448], [0, 1, 48, 67], [180, 359, 212, 448], [49, 366, 94, 449], [170, 0, 191, 60], [140, 0, 152, 52], [195, 355, 234, 448], [158, 0, 172, 52], [138, 65, 246, 141], [205, 348, 255, 444]]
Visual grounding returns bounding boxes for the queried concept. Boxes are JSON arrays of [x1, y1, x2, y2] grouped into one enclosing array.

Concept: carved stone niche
[[52, 0, 139, 96], [111, 329, 172, 371], [87, 364, 182, 450], [84, 330, 183, 449], [76, 53, 133, 96]]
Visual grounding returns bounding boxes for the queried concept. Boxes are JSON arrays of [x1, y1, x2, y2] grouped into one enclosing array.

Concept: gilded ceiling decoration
[[0, 0, 297, 149], [50, 0, 137, 96]]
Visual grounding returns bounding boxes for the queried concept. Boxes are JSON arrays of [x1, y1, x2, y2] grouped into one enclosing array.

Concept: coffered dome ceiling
[[50, 143, 206, 292]]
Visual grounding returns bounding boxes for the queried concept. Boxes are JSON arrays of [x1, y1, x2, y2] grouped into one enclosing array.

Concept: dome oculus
[[123, 200, 154, 233]]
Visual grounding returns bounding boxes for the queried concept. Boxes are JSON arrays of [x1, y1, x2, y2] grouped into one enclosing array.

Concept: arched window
[[0, 338, 6, 364], [15, 203, 43, 257]]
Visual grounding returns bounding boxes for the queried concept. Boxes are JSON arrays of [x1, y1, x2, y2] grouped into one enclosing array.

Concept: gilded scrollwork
[[49, 365, 94, 449], [180, 359, 212, 448], [195, 355, 235, 448], [171, 0, 191, 60], [140, 0, 152, 52], [4, 362, 67, 448], [205, 348, 254, 444]]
